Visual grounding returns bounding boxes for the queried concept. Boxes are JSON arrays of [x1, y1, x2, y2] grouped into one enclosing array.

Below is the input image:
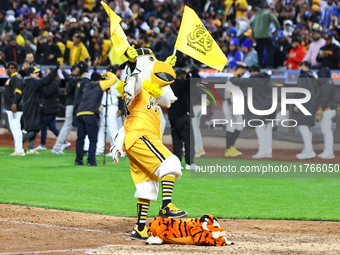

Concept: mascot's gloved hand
[[315, 108, 323, 121], [126, 45, 138, 62], [110, 127, 125, 164], [165, 54, 177, 67]]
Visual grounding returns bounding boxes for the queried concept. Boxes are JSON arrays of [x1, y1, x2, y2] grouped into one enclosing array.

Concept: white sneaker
[[10, 151, 26, 156], [185, 163, 198, 170], [252, 153, 272, 159], [318, 153, 335, 159], [35, 145, 47, 150], [26, 149, 40, 154], [296, 151, 316, 159], [51, 149, 64, 154], [61, 141, 71, 150]]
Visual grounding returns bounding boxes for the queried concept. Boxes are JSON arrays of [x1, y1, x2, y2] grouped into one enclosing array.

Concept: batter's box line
[[0, 249, 89, 255], [0, 218, 113, 234]]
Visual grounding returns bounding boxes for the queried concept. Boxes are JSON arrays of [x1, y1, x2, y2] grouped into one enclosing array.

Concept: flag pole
[[173, 48, 177, 55]]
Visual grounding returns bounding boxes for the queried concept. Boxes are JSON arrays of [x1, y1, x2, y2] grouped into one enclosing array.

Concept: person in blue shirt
[[322, 0, 337, 27], [240, 38, 258, 66], [227, 37, 244, 69]]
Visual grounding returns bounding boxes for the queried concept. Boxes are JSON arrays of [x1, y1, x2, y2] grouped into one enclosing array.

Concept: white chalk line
[[0, 249, 89, 255], [0, 218, 111, 233]]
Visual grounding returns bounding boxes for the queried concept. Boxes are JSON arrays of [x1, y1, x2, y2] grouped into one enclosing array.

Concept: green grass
[[0, 147, 339, 221]]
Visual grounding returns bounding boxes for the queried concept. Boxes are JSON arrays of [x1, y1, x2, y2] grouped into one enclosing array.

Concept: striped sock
[[136, 199, 150, 231], [161, 175, 175, 208]]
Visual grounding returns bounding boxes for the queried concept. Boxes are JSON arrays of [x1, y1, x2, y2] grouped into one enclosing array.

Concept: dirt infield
[[1, 204, 340, 255], [1, 132, 340, 254]]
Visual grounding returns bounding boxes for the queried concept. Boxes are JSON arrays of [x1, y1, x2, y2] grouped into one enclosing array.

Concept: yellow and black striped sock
[[136, 198, 150, 231], [161, 175, 175, 208]]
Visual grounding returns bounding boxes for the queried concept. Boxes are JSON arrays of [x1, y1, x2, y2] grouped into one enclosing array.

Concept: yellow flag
[[175, 6, 228, 71], [101, 1, 129, 57], [109, 46, 128, 66]]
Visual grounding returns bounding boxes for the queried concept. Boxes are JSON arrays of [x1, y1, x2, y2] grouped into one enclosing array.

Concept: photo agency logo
[[201, 82, 313, 128], [198, 82, 223, 112]]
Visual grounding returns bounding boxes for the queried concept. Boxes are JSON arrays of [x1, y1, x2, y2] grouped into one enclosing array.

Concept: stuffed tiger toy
[[146, 214, 234, 246]]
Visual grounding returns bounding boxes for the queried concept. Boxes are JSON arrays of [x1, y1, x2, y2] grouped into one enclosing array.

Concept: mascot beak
[[151, 60, 176, 87]]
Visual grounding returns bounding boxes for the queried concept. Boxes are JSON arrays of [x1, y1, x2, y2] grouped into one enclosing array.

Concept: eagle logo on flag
[[187, 25, 213, 52]]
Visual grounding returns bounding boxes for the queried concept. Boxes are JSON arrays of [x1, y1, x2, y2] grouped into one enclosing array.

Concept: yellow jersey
[[124, 89, 161, 149], [66, 41, 90, 65]]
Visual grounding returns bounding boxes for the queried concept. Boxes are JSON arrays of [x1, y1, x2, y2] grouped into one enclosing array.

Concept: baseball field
[[1, 133, 340, 254]]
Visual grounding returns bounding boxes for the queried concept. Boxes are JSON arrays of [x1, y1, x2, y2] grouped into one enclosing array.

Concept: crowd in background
[[1, 0, 340, 70]]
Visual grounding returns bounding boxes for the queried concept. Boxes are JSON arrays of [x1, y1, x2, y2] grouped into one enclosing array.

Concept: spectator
[[227, 37, 244, 69], [252, 4, 281, 68], [24, 53, 39, 68], [303, 29, 325, 68], [35, 32, 62, 65], [283, 19, 293, 37], [323, 0, 337, 27], [283, 1, 295, 22], [316, 31, 340, 69], [224, 0, 249, 21], [18, 21, 34, 43], [66, 32, 90, 65], [0, 9, 13, 34], [154, 25, 176, 61], [310, 3, 322, 24], [285, 37, 306, 70], [92, 39, 112, 66], [273, 30, 291, 68], [2, 34, 26, 65], [19, 52, 39, 76], [240, 38, 258, 66], [35, 67, 61, 151]]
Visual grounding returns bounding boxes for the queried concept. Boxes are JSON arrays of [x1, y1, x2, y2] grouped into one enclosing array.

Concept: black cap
[[25, 66, 41, 75], [248, 64, 261, 73], [70, 64, 79, 72], [91, 71, 102, 81], [77, 61, 88, 73], [5, 61, 18, 69], [299, 61, 312, 69], [74, 32, 83, 39], [291, 36, 302, 43], [106, 65, 118, 73], [323, 32, 333, 40]]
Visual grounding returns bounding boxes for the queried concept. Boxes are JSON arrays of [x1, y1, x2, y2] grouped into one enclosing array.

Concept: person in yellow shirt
[[224, 0, 249, 20], [66, 33, 90, 65], [92, 39, 111, 66], [111, 47, 187, 240]]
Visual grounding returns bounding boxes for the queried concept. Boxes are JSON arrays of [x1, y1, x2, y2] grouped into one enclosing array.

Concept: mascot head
[[134, 48, 176, 88]]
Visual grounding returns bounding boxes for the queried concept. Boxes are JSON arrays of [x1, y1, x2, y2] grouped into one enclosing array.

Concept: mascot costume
[[110, 46, 187, 240], [147, 214, 234, 246]]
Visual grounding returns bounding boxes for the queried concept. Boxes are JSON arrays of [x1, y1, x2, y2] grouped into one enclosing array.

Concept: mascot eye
[[149, 56, 155, 61]]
